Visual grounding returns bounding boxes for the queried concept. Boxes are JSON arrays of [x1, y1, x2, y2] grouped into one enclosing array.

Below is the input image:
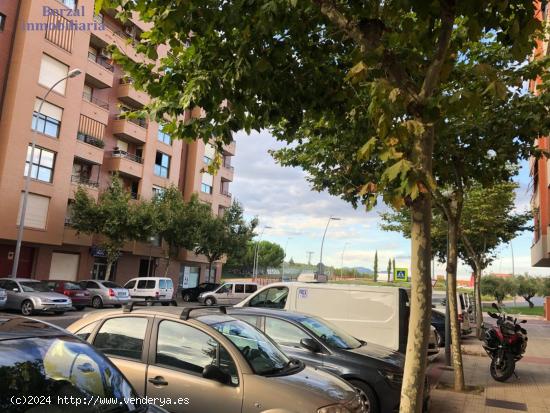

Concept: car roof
[[227, 307, 312, 322], [80, 306, 238, 325], [222, 281, 257, 285], [127, 277, 172, 281], [0, 278, 36, 282], [0, 315, 68, 341], [253, 281, 407, 293]]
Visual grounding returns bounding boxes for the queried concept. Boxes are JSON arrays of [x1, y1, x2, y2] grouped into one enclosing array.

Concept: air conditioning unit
[[100, 48, 111, 59]]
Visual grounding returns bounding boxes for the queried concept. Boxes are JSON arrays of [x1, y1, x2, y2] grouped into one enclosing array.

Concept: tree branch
[[419, 0, 456, 101]]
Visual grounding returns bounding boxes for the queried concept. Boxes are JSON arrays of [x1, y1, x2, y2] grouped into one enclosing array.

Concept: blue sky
[[230, 130, 545, 279]]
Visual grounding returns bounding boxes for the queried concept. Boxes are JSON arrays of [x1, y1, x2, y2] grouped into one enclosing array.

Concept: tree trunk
[[163, 256, 171, 277], [524, 296, 534, 308], [105, 260, 113, 281], [474, 266, 483, 339], [208, 260, 213, 283], [446, 213, 465, 391], [400, 192, 432, 412]]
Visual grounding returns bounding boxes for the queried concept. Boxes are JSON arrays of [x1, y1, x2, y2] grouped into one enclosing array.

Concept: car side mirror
[[300, 338, 321, 353], [202, 365, 231, 385], [521, 320, 527, 324]]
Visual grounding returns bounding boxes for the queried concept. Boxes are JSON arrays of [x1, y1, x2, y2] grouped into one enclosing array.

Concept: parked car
[[199, 282, 258, 306], [227, 307, 431, 413], [0, 278, 72, 316], [124, 277, 174, 304], [0, 314, 168, 413], [79, 279, 130, 309], [431, 309, 445, 347], [46, 279, 91, 310], [0, 288, 6, 308], [435, 293, 472, 335], [181, 282, 220, 302], [67, 305, 366, 413]]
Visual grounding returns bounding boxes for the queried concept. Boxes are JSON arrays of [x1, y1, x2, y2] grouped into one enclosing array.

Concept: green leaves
[[382, 159, 413, 183]]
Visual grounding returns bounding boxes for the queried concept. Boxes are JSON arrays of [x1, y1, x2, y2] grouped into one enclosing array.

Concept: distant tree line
[[481, 274, 550, 307]]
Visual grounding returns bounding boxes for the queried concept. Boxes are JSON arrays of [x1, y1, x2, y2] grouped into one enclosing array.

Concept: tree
[[373, 251, 378, 282], [71, 176, 155, 280], [481, 276, 516, 305], [289, 258, 295, 265], [387, 258, 392, 282], [153, 188, 205, 276], [98, 0, 542, 408], [194, 202, 257, 282], [227, 240, 284, 274], [515, 275, 541, 308]]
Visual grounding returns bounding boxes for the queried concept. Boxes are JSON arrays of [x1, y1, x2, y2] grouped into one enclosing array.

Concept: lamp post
[[11, 68, 82, 278], [253, 226, 272, 278], [319, 216, 341, 273], [340, 242, 349, 280]]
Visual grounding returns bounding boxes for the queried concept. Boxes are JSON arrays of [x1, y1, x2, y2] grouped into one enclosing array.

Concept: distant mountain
[[353, 267, 374, 275]]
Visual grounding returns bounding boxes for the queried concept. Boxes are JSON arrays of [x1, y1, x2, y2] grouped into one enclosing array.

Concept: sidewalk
[[428, 319, 550, 412]]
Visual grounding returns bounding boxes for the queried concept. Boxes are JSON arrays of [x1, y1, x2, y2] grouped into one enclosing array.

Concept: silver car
[[79, 279, 130, 308], [0, 288, 6, 308], [0, 278, 72, 316]]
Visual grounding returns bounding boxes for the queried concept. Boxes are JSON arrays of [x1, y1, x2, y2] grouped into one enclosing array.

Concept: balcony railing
[[82, 92, 109, 110], [116, 114, 147, 129], [111, 150, 143, 164], [77, 132, 105, 149], [88, 53, 114, 72], [71, 174, 99, 188], [221, 190, 232, 198]]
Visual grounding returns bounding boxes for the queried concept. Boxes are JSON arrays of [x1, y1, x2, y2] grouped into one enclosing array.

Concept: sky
[[230, 130, 545, 280]]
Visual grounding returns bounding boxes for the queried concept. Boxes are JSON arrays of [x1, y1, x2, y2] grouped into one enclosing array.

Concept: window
[[157, 125, 171, 145], [154, 151, 170, 178], [156, 320, 238, 385], [265, 318, 309, 348], [0, 13, 6, 32], [201, 173, 213, 194], [152, 185, 165, 198], [249, 286, 288, 309], [233, 315, 260, 328], [24, 146, 55, 183], [83, 281, 99, 289], [137, 280, 155, 289], [125, 280, 136, 289], [38, 54, 69, 94], [93, 317, 148, 360], [82, 84, 93, 102], [245, 284, 258, 294], [58, 0, 77, 9], [17, 193, 49, 229], [74, 320, 100, 341], [32, 98, 62, 138], [235, 284, 244, 293], [217, 284, 232, 294]]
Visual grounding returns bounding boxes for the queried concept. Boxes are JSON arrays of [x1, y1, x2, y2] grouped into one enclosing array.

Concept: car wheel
[[21, 300, 34, 316], [114, 304, 122, 308], [75, 306, 85, 311], [92, 296, 103, 309], [161, 302, 169, 306], [182, 293, 192, 302], [349, 380, 379, 413], [205, 297, 216, 306], [145, 297, 154, 306]]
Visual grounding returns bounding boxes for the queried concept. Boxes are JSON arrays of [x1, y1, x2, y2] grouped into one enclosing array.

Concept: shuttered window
[[201, 173, 213, 194], [32, 99, 63, 138], [17, 193, 50, 229], [38, 54, 69, 94], [49, 253, 80, 281]]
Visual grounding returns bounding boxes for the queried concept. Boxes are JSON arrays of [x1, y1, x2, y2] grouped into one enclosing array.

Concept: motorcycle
[[482, 303, 528, 382]]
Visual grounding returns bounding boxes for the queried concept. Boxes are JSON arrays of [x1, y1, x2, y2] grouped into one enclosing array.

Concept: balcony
[[75, 134, 105, 165], [223, 140, 236, 156], [220, 164, 234, 181], [104, 151, 144, 179], [112, 117, 147, 144], [69, 175, 99, 201], [81, 94, 109, 125], [531, 231, 550, 267], [85, 55, 114, 89], [90, 25, 116, 49], [117, 79, 149, 108]]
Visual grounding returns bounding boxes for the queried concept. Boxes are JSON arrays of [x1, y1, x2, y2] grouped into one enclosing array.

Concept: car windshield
[[101, 281, 122, 289], [300, 316, 362, 350], [19, 282, 51, 293], [0, 335, 140, 412], [63, 282, 82, 290], [211, 320, 290, 375]]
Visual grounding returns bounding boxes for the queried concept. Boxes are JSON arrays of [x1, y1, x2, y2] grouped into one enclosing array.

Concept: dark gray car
[[227, 307, 430, 413]]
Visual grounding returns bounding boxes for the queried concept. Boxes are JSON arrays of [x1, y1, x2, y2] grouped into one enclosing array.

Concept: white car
[[124, 277, 174, 304]]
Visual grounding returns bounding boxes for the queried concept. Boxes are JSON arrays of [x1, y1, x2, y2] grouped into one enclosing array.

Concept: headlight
[[379, 369, 403, 388], [317, 404, 351, 413], [39, 297, 52, 303]]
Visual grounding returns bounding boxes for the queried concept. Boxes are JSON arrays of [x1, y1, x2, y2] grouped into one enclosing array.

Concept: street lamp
[[253, 225, 272, 278], [319, 216, 341, 273], [11, 68, 82, 278], [340, 242, 350, 280]]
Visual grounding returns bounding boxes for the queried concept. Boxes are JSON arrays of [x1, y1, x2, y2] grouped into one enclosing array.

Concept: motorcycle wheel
[[490, 351, 515, 382]]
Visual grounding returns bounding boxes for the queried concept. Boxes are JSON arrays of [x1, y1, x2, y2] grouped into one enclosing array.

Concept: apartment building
[[531, 1, 550, 267], [0, 0, 235, 288]]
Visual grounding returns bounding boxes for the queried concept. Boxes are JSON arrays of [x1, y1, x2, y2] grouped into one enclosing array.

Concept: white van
[[235, 282, 411, 352], [124, 277, 174, 303], [199, 282, 258, 306]]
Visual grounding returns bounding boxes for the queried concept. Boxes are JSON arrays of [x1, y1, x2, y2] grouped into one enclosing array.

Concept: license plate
[[76, 293, 84, 297]]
